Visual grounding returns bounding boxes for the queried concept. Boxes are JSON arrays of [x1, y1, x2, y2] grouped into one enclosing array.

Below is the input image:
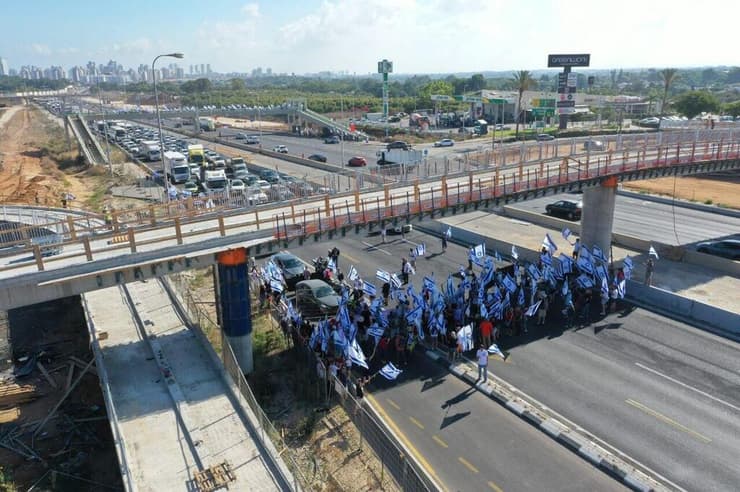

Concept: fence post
[[174, 217, 183, 244], [325, 195, 331, 217], [127, 228, 137, 253], [384, 184, 390, 208], [255, 210, 260, 230], [66, 216, 77, 241]]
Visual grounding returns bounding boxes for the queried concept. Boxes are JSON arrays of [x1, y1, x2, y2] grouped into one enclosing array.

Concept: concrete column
[[216, 248, 253, 374], [581, 176, 618, 260]]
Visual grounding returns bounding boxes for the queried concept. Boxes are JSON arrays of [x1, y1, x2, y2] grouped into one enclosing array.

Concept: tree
[[469, 74, 486, 91], [418, 80, 453, 103], [672, 91, 720, 119], [181, 78, 212, 93], [511, 70, 536, 138], [724, 100, 740, 118], [659, 68, 679, 116], [229, 78, 246, 91]]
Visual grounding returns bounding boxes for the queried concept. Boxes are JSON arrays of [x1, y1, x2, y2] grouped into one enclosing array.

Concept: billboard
[[547, 54, 590, 68]]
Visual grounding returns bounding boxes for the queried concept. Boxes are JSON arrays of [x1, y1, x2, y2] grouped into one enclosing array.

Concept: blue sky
[[2, 0, 738, 74]]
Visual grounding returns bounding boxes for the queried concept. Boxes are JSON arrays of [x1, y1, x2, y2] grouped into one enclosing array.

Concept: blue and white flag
[[415, 243, 426, 257], [474, 244, 486, 259], [480, 303, 488, 319], [376, 270, 391, 283], [617, 279, 627, 298], [576, 254, 594, 275], [540, 252, 552, 267], [423, 275, 436, 292], [542, 233, 558, 254], [367, 325, 385, 341], [379, 362, 403, 380], [579, 245, 593, 263], [649, 245, 659, 259], [524, 300, 542, 317], [459, 324, 474, 351], [390, 273, 403, 289], [559, 253, 573, 274], [595, 264, 609, 282], [511, 245, 519, 261], [494, 250, 502, 262], [446, 275, 456, 299], [623, 256, 633, 271], [406, 306, 422, 324], [592, 245, 607, 263], [562, 281, 569, 297], [445, 227, 452, 239], [601, 276, 609, 298], [347, 265, 359, 281], [562, 227, 573, 242], [363, 281, 377, 297], [503, 274, 517, 293], [270, 279, 284, 293], [576, 274, 594, 289], [488, 344, 505, 358], [348, 338, 369, 369], [481, 262, 494, 286], [517, 288, 525, 306], [327, 257, 337, 272]]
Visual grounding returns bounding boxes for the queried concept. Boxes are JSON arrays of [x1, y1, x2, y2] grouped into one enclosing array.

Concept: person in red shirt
[[480, 318, 493, 348]]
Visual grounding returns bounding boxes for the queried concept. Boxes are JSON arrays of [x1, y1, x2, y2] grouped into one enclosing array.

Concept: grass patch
[[704, 199, 713, 205]]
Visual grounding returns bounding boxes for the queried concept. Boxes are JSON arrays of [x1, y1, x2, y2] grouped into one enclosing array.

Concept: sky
[[2, 0, 739, 75]]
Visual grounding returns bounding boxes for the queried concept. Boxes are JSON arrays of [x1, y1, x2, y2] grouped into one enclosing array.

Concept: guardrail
[[1, 141, 738, 277]]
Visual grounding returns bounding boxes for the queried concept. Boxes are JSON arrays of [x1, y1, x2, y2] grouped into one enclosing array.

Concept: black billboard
[[547, 54, 590, 67]]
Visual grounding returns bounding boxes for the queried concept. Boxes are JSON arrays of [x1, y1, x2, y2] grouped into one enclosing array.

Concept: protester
[[644, 257, 655, 286], [476, 344, 489, 382]]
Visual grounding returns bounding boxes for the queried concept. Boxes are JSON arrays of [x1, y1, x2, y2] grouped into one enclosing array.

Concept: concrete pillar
[[216, 248, 253, 374], [581, 176, 618, 260]]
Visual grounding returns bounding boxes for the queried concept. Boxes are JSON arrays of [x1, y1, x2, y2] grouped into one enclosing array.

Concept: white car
[[229, 179, 246, 193], [255, 179, 272, 191], [247, 188, 269, 204], [273, 145, 288, 153], [434, 139, 455, 147]]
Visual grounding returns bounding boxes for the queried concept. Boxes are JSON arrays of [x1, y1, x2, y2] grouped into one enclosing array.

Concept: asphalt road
[[512, 193, 740, 246], [285, 228, 740, 492]]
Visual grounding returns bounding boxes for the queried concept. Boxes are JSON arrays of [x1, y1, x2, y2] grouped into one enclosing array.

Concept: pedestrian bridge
[[1, 137, 738, 310]]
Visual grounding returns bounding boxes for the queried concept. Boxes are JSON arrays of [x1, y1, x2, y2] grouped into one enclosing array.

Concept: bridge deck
[[85, 281, 283, 491]]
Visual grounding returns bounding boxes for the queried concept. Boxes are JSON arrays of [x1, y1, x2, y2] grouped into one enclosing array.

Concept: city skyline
[[1, 0, 738, 76]]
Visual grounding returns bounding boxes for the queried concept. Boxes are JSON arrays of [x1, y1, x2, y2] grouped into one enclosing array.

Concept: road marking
[[362, 241, 392, 255], [409, 416, 425, 429], [342, 253, 360, 265], [625, 399, 712, 443], [458, 456, 479, 473], [366, 393, 446, 490], [635, 362, 740, 413], [432, 435, 448, 448], [488, 480, 505, 492], [386, 398, 400, 410]]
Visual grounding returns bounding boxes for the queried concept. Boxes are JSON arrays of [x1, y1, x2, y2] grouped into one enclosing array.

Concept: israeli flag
[[376, 270, 391, 283], [481, 263, 494, 286], [595, 264, 609, 281], [415, 243, 426, 257], [347, 265, 359, 281], [617, 279, 627, 298], [391, 273, 403, 289], [577, 254, 594, 275], [579, 245, 593, 263], [270, 279, 284, 293], [480, 303, 488, 319], [525, 300, 542, 317], [540, 252, 552, 267], [474, 243, 486, 258], [517, 288, 525, 306], [503, 274, 517, 293], [445, 227, 452, 239], [379, 362, 403, 381], [623, 256, 633, 270], [494, 250, 502, 262], [559, 253, 573, 274], [649, 245, 659, 259], [327, 256, 337, 272], [423, 276, 436, 292], [542, 233, 558, 254], [576, 274, 594, 289], [592, 245, 607, 263], [406, 306, 422, 324], [348, 338, 369, 369], [488, 344, 505, 358], [601, 276, 609, 298], [363, 281, 377, 297], [562, 227, 572, 242], [511, 244, 519, 260], [367, 325, 385, 342]]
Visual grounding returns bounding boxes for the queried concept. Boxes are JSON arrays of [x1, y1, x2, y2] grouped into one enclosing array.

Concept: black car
[[260, 169, 281, 183], [324, 136, 340, 144], [696, 239, 740, 260], [270, 252, 306, 289], [545, 200, 582, 220], [308, 154, 327, 162], [387, 141, 410, 150]]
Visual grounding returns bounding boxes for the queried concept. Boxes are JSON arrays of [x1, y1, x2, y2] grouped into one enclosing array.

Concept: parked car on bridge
[[387, 141, 410, 150], [296, 279, 340, 316], [348, 156, 368, 167], [273, 145, 288, 153], [536, 134, 555, 141], [308, 154, 327, 162], [434, 138, 455, 147], [696, 239, 740, 260], [271, 252, 307, 289], [545, 200, 582, 220]]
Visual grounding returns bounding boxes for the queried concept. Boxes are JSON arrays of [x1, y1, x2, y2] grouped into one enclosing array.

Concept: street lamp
[[152, 52, 184, 203]]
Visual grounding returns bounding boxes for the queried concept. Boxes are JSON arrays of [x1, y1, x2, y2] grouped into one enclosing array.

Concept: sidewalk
[[436, 210, 740, 315]]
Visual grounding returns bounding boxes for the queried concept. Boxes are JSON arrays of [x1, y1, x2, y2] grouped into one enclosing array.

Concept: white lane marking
[[635, 362, 740, 413], [361, 241, 392, 255]]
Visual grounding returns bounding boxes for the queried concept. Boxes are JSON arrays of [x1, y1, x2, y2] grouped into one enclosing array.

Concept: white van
[[165, 151, 190, 183]]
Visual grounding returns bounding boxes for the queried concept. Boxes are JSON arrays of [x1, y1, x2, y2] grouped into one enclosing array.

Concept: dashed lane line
[[458, 456, 479, 474], [409, 416, 425, 430], [625, 398, 712, 443], [432, 435, 449, 448], [386, 398, 400, 410]]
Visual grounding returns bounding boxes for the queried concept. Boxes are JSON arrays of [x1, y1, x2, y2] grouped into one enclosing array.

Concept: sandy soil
[[215, 116, 288, 132], [623, 175, 740, 209]]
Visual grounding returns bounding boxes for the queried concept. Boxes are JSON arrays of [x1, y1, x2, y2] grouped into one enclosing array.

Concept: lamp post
[[152, 52, 184, 203], [339, 93, 346, 168]]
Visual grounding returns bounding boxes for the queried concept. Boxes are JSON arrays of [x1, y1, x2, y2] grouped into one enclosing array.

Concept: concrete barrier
[[502, 206, 740, 276], [617, 189, 740, 219], [417, 219, 740, 340]]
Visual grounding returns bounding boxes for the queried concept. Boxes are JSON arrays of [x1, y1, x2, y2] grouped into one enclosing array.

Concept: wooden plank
[[36, 361, 58, 389]]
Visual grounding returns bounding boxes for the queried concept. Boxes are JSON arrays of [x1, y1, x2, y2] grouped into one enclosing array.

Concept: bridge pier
[[581, 176, 618, 261], [216, 248, 253, 375]]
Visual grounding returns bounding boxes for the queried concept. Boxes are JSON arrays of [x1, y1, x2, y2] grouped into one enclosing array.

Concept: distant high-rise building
[[189, 64, 194, 75], [175, 67, 185, 79], [200, 64, 205, 76], [206, 64, 211, 74], [0, 57, 9, 76], [266, 67, 272, 76]]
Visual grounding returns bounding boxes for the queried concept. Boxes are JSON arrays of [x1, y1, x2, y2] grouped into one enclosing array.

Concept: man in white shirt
[[476, 344, 489, 383]]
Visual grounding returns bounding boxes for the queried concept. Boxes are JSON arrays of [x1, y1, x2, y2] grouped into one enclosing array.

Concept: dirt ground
[[622, 174, 740, 209], [215, 116, 288, 132]]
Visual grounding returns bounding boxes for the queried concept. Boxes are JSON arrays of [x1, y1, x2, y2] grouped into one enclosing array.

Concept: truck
[[164, 151, 190, 184], [140, 140, 161, 162], [376, 148, 424, 166], [203, 169, 228, 192], [198, 117, 216, 131]]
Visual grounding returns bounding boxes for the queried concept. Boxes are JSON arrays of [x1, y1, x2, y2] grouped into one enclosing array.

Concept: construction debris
[[0, 381, 39, 408], [193, 461, 236, 492], [36, 361, 58, 389]]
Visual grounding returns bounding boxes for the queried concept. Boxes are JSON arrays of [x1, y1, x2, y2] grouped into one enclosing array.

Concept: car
[[247, 188, 268, 205], [638, 117, 661, 127], [255, 179, 272, 191], [235, 133, 247, 140], [183, 180, 199, 194], [696, 239, 740, 260], [259, 169, 281, 183], [536, 134, 555, 141], [348, 156, 368, 167], [545, 200, 582, 220], [324, 135, 340, 144], [583, 140, 605, 151], [232, 163, 250, 180], [273, 145, 288, 153], [387, 141, 409, 150], [307, 154, 327, 163], [434, 138, 454, 147], [229, 179, 246, 193], [270, 252, 306, 289], [295, 279, 341, 315], [245, 135, 260, 144]]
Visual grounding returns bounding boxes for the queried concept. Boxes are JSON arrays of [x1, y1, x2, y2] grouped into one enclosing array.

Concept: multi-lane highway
[[284, 227, 740, 492], [510, 192, 740, 246]]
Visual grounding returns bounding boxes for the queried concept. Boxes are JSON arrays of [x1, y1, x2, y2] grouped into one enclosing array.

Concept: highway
[[286, 228, 740, 492], [509, 193, 740, 246]]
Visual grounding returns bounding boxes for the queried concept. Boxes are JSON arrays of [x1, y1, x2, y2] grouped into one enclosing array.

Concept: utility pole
[[378, 59, 393, 139]]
